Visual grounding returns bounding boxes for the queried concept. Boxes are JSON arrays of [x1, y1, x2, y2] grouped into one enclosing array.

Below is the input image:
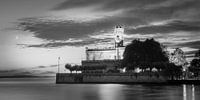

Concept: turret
[[114, 25, 124, 47]]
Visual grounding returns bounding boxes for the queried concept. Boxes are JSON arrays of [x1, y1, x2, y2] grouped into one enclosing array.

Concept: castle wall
[[56, 73, 167, 83], [86, 47, 125, 60], [82, 60, 121, 67], [87, 49, 116, 60]]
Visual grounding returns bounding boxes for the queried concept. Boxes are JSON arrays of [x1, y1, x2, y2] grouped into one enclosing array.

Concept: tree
[[73, 65, 82, 73], [122, 38, 169, 70], [163, 63, 182, 80], [189, 50, 200, 77], [65, 64, 73, 73], [191, 59, 200, 67]]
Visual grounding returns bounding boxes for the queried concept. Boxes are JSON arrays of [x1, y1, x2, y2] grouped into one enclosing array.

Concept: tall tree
[[189, 49, 200, 77], [122, 38, 169, 69]]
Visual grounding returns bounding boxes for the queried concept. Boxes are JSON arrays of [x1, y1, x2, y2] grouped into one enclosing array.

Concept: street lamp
[[58, 57, 60, 73]]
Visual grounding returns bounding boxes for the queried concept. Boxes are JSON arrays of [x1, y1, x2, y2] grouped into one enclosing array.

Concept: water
[[0, 78, 200, 100]]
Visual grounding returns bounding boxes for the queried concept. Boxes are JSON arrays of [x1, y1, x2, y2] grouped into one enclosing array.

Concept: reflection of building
[[82, 26, 125, 73]]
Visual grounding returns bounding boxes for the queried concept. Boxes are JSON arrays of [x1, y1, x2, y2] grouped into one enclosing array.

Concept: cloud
[[18, 38, 112, 48], [52, 0, 167, 11], [17, 17, 200, 48], [0, 64, 59, 77], [32, 64, 58, 69], [37, 66, 47, 68], [52, 0, 200, 21], [39, 71, 56, 75], [0, 70, 17, 73], [52, 0, 104, 10], [122, 0, 200, 22], [0, 69, 35, 76], [18, 17, 114, 41], [16, 0, 200, 54], [17, 15, 145, 41], [127, 20, 200, 34], [179, 41, 200, 49]]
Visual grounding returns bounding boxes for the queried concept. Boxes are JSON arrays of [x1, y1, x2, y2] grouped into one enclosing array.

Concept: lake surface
[[0, 78, 199, 100]]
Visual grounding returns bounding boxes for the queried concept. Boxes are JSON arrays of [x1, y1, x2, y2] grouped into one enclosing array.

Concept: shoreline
[[56, 80, 200, 85], [56, 73, 200, 85]]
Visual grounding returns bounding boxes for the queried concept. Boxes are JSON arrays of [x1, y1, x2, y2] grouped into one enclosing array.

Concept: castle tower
[[114, 25, 124, 48]]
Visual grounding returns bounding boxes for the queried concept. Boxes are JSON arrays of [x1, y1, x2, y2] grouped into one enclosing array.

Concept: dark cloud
[[53, 0, 165, 11], [53, 0, 105, 10], [119, 0, 200, 23], [37, 66, 46, 68], [17, 0, 200, 50], [100, 0, 164, 11], [0, 70, 17, 73], [0, 64, 58, 76], [18, 38, 112, 48], [14, 71, 33, 76], [162, 40, 199, 58], [18, 17, 200, 48], [161, 40, 200, 51], [141, 0, 199, 17], [18, 16, 145, 41], [49, 64, 59, 68], [18, 18, 112, 41], [179, 41, 200, 49], [185, 50, 197, 56], [33, 65, 58, 69], [53, 0, 200, 21], [126, 20, 200, 34], [40, 71, 56, 75], [0, 69, 35, 76], [101, 0, 200, 12]]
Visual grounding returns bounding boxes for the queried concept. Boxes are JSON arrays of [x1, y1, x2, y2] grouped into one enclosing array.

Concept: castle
[[81, 26, 125, 73], [56, 26, 195, 84]]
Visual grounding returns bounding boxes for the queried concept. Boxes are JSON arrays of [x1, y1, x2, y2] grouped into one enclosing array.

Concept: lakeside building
[[81, 26, 125, 73], [56, 26, 168, 83], [56, 26, 198, 84], [80, 26, 186, 73]]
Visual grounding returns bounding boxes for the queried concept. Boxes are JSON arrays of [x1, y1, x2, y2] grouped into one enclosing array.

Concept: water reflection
[[183, 85, 187, 100], [98, 84, 125, 100], [192, 85, 195, 100], [0, 78, 199, 100], [97, 84, 186, 100], [183, 84, 195, 100]]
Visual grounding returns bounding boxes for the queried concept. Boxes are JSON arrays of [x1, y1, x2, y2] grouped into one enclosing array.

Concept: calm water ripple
[[0, 78, 200, 100]]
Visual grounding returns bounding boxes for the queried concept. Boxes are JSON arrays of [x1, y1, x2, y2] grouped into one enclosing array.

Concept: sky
[[0, 0, 199, 76]]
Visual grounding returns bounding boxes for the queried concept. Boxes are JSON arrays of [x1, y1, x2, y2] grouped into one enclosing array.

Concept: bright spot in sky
[[15, 36, 19, 40]]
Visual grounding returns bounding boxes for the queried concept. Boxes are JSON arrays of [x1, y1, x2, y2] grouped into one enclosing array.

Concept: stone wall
[[56, 73, 167, 83], [86, 47, 125, 60], [82, 60, 122, 67]]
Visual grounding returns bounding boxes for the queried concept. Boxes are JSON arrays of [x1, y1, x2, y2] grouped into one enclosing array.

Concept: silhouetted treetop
[[189, 49, 200, 76], [190, 49, 200, 68], [122, 38, 169, 67]]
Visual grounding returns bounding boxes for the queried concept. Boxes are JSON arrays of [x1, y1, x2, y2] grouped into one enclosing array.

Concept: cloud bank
[[17, 0, 200, 55]]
